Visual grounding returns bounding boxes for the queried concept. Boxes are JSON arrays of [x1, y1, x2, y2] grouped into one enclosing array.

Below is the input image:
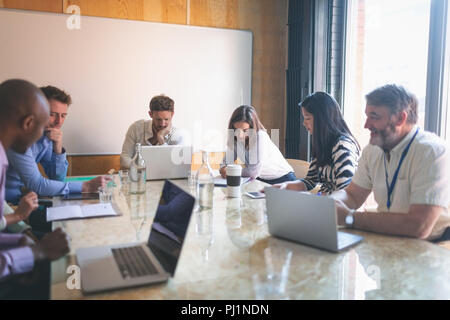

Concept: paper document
[[46, 203, 117, 222], [214, 176, 252, 187]]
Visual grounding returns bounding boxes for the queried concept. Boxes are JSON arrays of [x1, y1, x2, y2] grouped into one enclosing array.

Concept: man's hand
[[46, 128, 64, 154], [22, 229, 39, 244], [31, 228, 70, 261], [18, 234, 36, 247], [81, 175, 112, 193], [15, 192, 38, 221], [151, 124, 171, 145], [156, 126, 171, 145]]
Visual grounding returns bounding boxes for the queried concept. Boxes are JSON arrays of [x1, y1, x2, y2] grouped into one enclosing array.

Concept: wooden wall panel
[[1, 0, 62, 12], [63, 0, 145, 20], [63, 0, 187, 24], [143, 0, 186, 24], [189, 0, 239, 29], [67, 155, 121, 176], [67, 152, 223, 176], [189, 0, 288, 153]]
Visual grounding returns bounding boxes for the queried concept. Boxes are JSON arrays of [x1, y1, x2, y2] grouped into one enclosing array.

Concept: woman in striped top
[[274, 92, 360, 194]]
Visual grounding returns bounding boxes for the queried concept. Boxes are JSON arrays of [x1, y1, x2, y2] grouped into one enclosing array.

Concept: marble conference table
[[51, 178, 450, 300]]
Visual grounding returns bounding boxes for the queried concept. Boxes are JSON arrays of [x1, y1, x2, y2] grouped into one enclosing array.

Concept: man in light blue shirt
[[0, 79, 70, 299], [5, 86, 108, 205]]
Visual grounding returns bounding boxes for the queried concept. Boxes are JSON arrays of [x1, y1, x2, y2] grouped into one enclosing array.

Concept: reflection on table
[[51, 177, 450, 300]]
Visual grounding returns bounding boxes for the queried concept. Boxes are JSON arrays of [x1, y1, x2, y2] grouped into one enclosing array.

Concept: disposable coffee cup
[[226, 165, 242, 198]]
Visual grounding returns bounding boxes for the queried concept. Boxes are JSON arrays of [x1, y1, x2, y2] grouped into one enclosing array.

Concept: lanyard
[[383, 128, 419, 210]]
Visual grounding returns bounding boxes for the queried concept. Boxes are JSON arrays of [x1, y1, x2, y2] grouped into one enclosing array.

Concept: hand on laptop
[[267, 181, 304, 192], [31, 228, 70, 261], [81, 176, 112, 193]]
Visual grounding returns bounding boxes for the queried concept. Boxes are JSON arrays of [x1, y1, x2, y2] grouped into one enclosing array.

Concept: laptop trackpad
[[337, 231, 364, 251], [77, 246, 125, 292]]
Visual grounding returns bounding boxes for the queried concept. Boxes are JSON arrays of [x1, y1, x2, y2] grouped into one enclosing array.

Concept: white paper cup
[[226, 165, 242, 198]]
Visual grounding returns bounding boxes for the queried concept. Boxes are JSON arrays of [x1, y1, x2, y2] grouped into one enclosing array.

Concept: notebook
[[46, 203, 117, 222]]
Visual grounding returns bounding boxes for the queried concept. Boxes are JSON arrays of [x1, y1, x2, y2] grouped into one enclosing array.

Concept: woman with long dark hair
[[275, 92, 360, 194], [220, 105, 296, 184]]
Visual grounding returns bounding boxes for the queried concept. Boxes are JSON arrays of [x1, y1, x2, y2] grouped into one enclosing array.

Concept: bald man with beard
[[0, 79, 70, 298]]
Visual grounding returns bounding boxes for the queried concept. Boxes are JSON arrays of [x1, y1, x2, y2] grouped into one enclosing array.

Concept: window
[[443, 2, 450, 141], [343, 0, 431, 147]]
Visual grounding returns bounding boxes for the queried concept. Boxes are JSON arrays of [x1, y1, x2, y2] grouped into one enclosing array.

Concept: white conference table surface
[[51, 177, 450, 300]]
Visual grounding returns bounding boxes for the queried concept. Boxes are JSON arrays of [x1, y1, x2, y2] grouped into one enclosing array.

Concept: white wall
[[0, 9, 252, 155]]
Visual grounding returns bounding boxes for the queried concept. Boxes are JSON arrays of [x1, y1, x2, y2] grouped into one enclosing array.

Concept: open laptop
[[76, 180, 195, 294], [141, 145, 191, 180], [265, 188, 363, 253]]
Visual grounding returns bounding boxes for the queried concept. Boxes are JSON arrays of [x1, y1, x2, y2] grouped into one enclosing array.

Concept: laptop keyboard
[[111, 246, 158, 279]]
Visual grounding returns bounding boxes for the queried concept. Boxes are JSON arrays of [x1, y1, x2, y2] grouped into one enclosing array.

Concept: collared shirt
[[5, 135, 82, 204], [0, 142, 8, 218], [120, 119, 187, 169], [0, 142, 34, 280], [352, 126, 450, 240]]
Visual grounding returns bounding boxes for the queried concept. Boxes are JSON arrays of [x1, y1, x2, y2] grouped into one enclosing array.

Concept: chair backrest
[[286, 159, 310, 179]]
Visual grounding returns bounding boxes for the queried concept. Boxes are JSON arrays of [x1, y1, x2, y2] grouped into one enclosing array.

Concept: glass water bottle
[[129, 143, 146, 194], [196, 150, 214, 210]]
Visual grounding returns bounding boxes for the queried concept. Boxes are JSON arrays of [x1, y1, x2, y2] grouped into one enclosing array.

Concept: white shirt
[[120, 119, 186, 169], [223, 130, 294, 180], [352, 126, 450, 240]]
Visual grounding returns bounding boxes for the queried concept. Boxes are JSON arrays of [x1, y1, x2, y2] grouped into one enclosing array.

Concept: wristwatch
[[345, 209, 356, 229]]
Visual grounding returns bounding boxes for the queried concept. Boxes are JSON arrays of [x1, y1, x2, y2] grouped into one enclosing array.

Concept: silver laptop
[[141, 145, 191, 180], [265, 188, 363, 253], [76, 180, 195, 294]]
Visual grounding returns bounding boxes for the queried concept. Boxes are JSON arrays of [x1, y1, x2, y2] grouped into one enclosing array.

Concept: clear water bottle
[[196, 150, 214, 210], [129, 143, 146, 194]]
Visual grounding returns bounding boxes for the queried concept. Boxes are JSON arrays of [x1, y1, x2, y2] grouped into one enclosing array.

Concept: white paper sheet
[[46, 203, 117, 222]]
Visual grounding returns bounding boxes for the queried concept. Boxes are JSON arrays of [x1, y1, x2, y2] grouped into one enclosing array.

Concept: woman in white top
[[220, 105, 295, 184]]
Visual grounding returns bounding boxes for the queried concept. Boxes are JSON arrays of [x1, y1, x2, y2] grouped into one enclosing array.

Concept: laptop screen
[[146, 180, 195, 276]]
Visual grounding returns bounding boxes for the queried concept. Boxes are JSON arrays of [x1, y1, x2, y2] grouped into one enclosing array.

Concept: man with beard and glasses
[[331, 84, 450, 242]]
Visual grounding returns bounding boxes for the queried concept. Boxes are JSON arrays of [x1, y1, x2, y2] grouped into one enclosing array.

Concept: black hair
[[299, 92, 359, 167], [0, 79, 44, 125]]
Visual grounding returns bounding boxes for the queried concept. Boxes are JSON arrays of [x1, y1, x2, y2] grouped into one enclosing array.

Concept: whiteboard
[[0, 9, 252, 155]]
